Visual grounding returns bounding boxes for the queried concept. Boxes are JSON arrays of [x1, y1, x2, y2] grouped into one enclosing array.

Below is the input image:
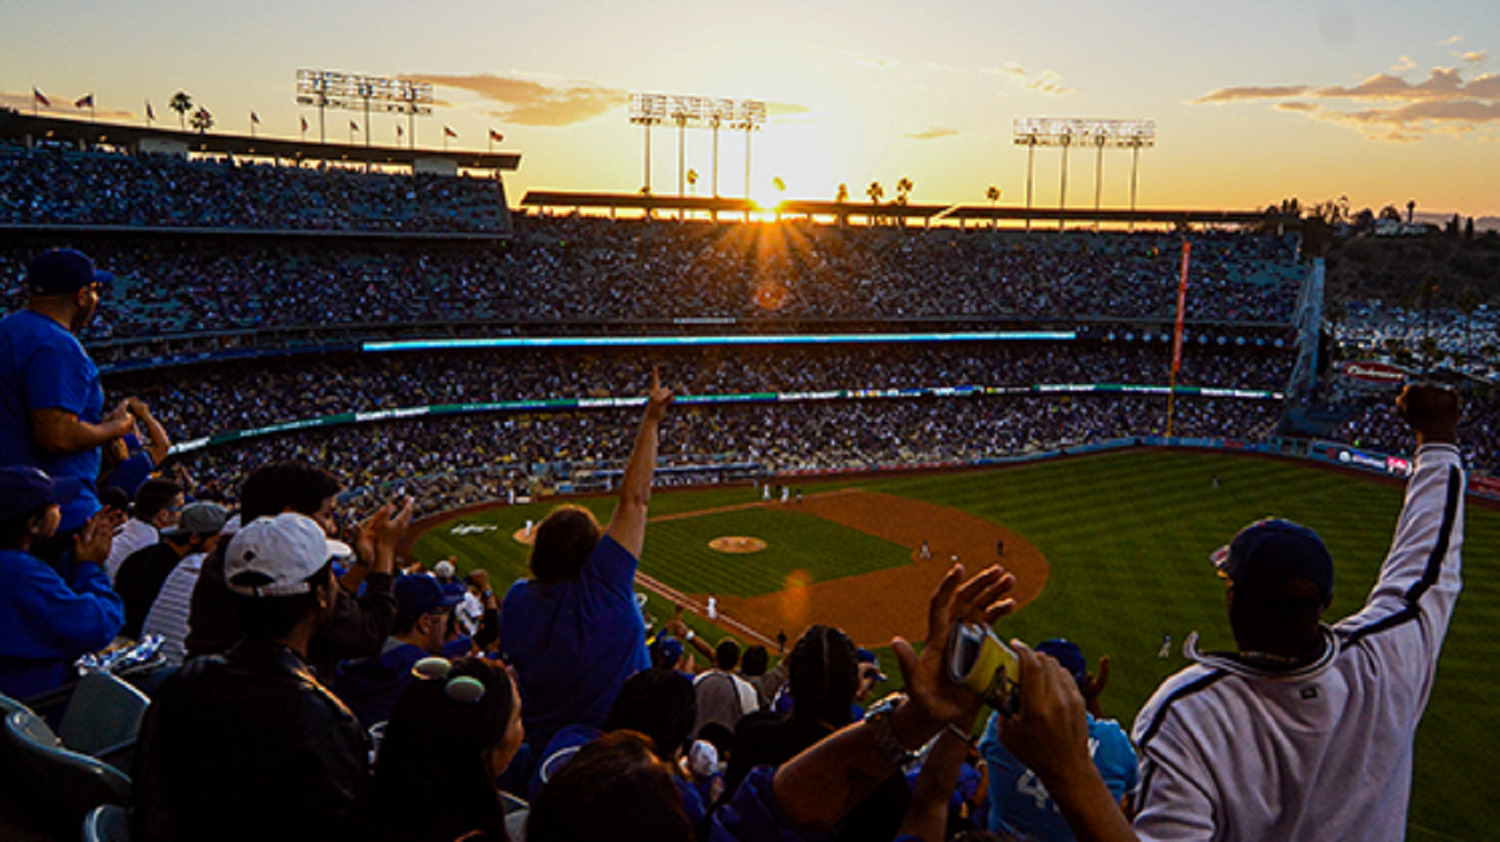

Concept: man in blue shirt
[[501, 367, 673, 755], [979, 639, 1137, 841], [0, 465, 123, 699], [0, 249, 136, 566]]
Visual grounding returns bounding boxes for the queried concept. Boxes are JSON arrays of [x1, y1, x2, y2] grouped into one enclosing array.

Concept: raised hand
[[74, 509, 115, 565], [645, 365, 674, 422], [892, 563, 1017, 730]]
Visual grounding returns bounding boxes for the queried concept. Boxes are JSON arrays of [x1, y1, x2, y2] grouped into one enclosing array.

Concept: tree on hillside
[[169, 91, 192, 131]]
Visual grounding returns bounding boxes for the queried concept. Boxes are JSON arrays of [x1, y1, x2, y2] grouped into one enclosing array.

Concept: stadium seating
[[3, 710, 132, 834]]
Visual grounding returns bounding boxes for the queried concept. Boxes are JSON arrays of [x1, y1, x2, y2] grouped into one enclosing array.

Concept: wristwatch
[[864, 693, 922, 767]]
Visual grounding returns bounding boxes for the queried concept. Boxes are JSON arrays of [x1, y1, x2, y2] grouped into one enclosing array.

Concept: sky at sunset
[[3, 0, 1498, 217]]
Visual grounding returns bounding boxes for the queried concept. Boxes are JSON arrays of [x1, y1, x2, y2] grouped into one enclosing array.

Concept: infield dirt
[[705, 490, 1048, 648]]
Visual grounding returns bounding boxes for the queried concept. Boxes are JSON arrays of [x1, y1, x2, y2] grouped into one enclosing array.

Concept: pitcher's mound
[[512, 528, 536, 546], [710, 536, 767, 553]]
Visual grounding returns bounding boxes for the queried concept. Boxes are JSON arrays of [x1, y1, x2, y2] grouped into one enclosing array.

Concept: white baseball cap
[[225, 513, 332, 597]]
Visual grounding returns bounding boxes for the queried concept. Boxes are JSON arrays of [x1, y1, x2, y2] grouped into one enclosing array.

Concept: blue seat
[[59, 672, 150, 769], [4, 710, 131, 834], [82, 804, 133, 842]]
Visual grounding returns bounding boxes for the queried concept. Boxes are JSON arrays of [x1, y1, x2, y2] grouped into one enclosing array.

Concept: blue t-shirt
[[0, 310, 105, 530], [979, 711, 1138, 842], [499, 534, 650, 748], [102, 449, 155, 499], [0, 548, 124, 699]]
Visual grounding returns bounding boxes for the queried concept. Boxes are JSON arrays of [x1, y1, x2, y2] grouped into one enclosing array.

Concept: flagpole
[[1165, 239, 1192, 438]]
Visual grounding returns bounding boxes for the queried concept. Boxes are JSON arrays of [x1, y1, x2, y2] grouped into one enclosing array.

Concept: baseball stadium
[[1, 81, 1498, 841]]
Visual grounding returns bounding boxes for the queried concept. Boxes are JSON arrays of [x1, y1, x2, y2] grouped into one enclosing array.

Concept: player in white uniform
[[990, 384, 1465, 842]]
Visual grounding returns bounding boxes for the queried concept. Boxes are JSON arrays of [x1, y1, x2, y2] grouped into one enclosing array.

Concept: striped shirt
[[142, 552, 207, 666]]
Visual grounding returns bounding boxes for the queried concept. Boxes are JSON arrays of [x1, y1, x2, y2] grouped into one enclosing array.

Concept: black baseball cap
[[1212, 518, 1334, 606], [23, 249, 114, 297], [0, 466, 82, 521]]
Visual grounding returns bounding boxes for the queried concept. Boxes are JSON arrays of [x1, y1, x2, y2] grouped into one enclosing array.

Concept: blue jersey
[[500, 534, 650, 748], [979, 711, 1138, 841], [0, 310, 105, 529]]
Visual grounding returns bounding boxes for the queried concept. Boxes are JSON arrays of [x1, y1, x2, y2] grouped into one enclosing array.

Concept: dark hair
[[239, 461, 342, 523], [229, 562, 334, 641], [98, 486, 130, 512], [696, 722, 734, 760], [715, 638, 742, 671], [788, 625, 859, 727], [604, 669, 696, 762], [0, 505, 50, 549], [528, 731, 693, 842], [360, 658, 517, 842], [740, 645, 769, 676], [530, 505, 601, 584], [133, 478, 182, 522]]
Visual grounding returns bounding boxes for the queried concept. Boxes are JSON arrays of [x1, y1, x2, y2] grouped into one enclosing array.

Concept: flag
[[396, 124, 404, 137], [444, 125, 457, 138], [1171, 240, 1191, 374], [300, 116, 308, 133], [251, 111, 260, 124], [74, 93, 94, 109], [146, 100, 155, 121], [32, 88, 50, 107], [350, 120, 360, 133], [489, 129, 503, 143]]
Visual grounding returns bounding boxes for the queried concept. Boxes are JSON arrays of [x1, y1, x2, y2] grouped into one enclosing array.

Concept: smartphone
[[946, 622, 1022, 715]]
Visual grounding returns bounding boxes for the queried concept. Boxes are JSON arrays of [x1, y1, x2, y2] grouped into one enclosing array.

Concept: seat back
[[59, 671, 150, 766], [82, 804, 134, 842], [4, 710, 131, 834]]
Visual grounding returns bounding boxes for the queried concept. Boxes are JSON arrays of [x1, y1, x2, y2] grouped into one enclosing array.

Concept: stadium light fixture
[[297, 69, 433, 151], [1013, 118, 1156, 230], [631, 92, 765, 214]]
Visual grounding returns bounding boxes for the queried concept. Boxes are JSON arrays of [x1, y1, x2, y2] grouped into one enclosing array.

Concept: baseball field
[[413, 448, 1499, 841]]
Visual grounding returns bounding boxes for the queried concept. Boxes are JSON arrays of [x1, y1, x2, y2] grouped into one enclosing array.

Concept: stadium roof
[[521, 190, 1277, 227], [0, 111, 520, 172]]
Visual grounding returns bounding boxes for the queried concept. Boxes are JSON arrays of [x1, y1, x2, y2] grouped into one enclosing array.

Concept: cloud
[[1457, 50, 1488, 65], [414, 73, 625, 126], [1196, 84, 1311, 103], [1192, 61, 1500, 142], [1440, 35, 1462, 46], [768, 102, 810, 118], [905, 126, 958, 140], [977, 63, 1075, 95], [843, 51, 898, 71], [1390, 55, 1417, 73]]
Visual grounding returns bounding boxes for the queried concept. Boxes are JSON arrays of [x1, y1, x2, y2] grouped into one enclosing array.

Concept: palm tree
[[168, 91, 193, 131], [895, 177, 913, 205], [866, 181, 884, 227], [771, 176, 786, 220], [986, 185, 1001, 230], [189, 107, 214, 134], [1458, 288, 1483, 360], [835, 183, 849, 203]]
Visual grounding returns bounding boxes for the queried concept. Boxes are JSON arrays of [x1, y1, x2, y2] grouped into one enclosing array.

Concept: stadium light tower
[[296, 69, 433, 151], [1013, 118, 1156, 231], [631, 93, 765, 210]]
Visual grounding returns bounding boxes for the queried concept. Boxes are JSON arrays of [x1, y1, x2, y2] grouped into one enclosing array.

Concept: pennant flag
[[146, 100, 156, 121], [32, 88, 50, 107], [350, 120, 360, 132], [250, 111, 260, 124], [300, 115, 309, 133], [489, 129, 504, 143], [443, 125, 457, 138], [396, 124, 404, 137], [74, 93, 94, 109]]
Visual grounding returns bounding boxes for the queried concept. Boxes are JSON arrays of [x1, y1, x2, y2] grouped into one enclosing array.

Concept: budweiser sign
[[1342, 361, 1407, 384]]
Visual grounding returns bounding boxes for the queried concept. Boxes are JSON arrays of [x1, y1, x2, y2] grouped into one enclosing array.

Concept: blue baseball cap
[[23, 249, 114, 297], [652, 634, 684, 668], [1213, 518, 1334, 606], [394, 574, 463, 630], [0, 466, 82, 521], [856, 647, 888, 682], [1036, 639, 1087, 688]]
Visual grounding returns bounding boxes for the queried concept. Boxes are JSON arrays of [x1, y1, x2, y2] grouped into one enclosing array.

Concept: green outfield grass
[[415, 449, 1498, 839]]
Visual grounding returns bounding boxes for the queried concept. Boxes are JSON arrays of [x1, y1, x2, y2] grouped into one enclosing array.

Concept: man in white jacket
[[995, 383, 1465, 842]]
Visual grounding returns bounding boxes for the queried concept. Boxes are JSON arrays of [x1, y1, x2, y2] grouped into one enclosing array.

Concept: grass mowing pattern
[[414, 449, 1498, 839]]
